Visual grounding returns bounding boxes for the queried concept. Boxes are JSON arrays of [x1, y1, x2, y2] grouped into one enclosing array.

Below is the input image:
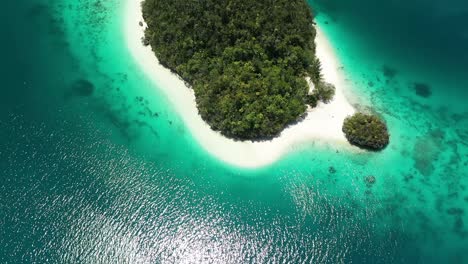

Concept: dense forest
[[142, 0, 330, 139]]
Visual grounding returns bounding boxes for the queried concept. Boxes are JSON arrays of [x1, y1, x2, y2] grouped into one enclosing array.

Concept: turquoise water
[[1, 0, 467, 263]]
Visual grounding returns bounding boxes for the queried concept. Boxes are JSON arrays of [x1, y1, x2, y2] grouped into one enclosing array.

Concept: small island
[[342, 113, 390, 150], [142, 0, 334, 139], [126, 0, 385, 167]]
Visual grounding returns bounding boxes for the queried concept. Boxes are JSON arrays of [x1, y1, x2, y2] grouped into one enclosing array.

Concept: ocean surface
[[1, 0, 467, 263]]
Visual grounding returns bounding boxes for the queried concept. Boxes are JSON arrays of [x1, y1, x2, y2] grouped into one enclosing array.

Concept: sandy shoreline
[[125, 0, 356, 168]]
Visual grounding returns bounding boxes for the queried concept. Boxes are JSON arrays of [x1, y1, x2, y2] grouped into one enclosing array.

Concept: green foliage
[[142, 0, 323, 139], [306, 94, 318, 108], [342, 113, 390, 150], [309, 57, 323, 84], [314, 82, 335, 103]]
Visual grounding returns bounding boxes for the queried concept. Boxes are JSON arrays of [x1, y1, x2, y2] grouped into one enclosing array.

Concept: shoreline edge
[[125, 0, 357, 168]]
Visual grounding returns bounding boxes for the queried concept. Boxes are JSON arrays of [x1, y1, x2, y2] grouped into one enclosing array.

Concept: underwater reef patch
[[365, 175, 376, 187], [413, 138, 439, 176], [382, 65, 398, 79], [71, 79, 94, 97], [413, 83, 432, 98]]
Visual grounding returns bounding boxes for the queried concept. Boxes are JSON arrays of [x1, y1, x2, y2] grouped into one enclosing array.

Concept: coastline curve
[[124, 0, 356, 168]]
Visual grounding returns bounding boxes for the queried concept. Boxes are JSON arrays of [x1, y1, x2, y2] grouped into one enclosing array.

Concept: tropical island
[[141, 0, 335, 139], [125, 0, 388, 167]]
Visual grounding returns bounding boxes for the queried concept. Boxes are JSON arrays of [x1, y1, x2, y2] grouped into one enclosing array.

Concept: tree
[[314, 82, 335, 103], [342, 113, 390, 150]]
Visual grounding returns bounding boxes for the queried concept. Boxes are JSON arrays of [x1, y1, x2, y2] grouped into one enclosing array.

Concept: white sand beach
[[125, 0, 356, 168]]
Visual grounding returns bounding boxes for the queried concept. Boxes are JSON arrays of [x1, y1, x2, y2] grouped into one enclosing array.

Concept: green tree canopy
[[142, 0, 325, 139], [342, 113, 390, 150]]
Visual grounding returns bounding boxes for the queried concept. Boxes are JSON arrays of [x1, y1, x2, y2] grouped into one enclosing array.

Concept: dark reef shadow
[[413, 82, 432, 98], [382, 65, 398, 80], [71, 79, 95, 97]]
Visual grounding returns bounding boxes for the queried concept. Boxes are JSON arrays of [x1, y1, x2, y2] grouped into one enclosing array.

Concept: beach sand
[[125, 0, 356, 168]]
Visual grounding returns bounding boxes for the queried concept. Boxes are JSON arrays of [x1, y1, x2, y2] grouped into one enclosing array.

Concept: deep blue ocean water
[[1, 0, 467, 263]]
